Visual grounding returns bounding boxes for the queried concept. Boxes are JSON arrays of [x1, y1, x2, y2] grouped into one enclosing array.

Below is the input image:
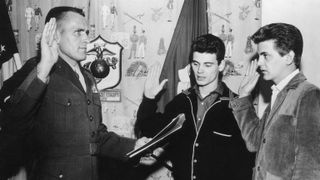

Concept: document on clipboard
[[126, 113, 186, 159]]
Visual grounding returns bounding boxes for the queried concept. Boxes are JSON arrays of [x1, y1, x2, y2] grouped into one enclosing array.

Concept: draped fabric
[[0, 0, 21, 89], [0, 0, 18, 67], [158, 0, 208, 112]]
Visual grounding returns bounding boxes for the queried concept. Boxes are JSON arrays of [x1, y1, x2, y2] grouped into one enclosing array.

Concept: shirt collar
[[195, 82, 224, 100], [272, 69, 299, 92]]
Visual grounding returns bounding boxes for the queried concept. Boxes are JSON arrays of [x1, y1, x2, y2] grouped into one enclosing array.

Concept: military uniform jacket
[[4, 58, 135, 180], [136, 84, 255, 180]]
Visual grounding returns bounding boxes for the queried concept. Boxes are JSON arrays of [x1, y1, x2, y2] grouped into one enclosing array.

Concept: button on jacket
[[136, 83, 255, 180], [3, 58, 135, 180]]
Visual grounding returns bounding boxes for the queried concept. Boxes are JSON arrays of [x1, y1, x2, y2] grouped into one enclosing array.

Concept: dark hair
[[251, 23, 303, 69], [189, 34, 225, 64], [189, 34, 226, 85], [45, 6, 85, 23]]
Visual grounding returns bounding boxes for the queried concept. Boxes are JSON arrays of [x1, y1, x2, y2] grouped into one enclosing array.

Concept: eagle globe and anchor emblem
[[81, 35, 123, 90]]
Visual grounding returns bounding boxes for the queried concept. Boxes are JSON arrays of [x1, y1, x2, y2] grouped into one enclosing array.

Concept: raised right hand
[[238, 60, 260, 98], [37, 18, 59, 82], [144, 63, 168, 99]]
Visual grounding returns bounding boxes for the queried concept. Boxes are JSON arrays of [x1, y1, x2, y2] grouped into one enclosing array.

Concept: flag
[[157, 0, 208, 112], [0, 0, 18, 68]]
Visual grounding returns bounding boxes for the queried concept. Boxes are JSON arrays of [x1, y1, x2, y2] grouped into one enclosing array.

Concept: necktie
[[270, 85, 279, 109], [74, 67, 87, 92]]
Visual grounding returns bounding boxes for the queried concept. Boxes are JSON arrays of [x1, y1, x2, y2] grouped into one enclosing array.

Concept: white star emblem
[[0, 44, 5, 53], [0, 44, 6, 55]]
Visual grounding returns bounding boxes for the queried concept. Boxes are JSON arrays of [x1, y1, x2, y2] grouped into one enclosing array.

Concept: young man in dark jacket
[[136, 34, 255, 180]]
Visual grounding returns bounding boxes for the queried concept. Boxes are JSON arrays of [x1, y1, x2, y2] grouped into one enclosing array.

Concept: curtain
[[0, 0, 18, 67], [158, 0, 208, 112], [0, 0, 21, 89]]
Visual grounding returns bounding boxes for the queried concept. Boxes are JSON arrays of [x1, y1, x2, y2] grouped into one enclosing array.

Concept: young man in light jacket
[[230, 23, 320, 180]]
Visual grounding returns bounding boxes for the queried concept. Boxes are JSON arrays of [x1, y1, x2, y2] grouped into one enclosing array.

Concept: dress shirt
[[270, 69, 299, 108]]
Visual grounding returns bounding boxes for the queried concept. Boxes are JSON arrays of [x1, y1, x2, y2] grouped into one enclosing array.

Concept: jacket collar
[[282, 72, 306, 91], [183, 82, 231, 100], [194, 82, 224, 99], [53, 57, 89, 94], [264, 72, 306, 130]]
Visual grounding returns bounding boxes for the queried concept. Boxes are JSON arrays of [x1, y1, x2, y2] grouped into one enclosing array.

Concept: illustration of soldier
[[128, 25, 139, 59], [244, 35, 253, 54], [101, 2, 118, 30], [137, 29, 147, 59], [34, 4, 42, 31], [225, 28, 234, 59], [25, 5, 34, 31], [218, 25, 227, 44], [109, 1, 118, 30]]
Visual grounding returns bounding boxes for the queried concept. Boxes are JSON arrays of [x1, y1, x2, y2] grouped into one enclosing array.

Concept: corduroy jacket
[[230, 73, 320, 180]]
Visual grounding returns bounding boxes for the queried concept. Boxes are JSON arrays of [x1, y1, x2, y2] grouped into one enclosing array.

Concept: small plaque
[[100, 89, 121, 102]]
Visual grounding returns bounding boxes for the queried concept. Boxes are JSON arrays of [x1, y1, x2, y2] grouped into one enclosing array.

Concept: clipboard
[[126, 113, 186, 159]]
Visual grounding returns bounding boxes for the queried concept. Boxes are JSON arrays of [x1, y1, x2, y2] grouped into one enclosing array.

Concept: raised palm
[[238, 60, 260, 97], [144, 63, 168, 99], [41, 18, 59, 65], [37, 18, 59, 82]]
